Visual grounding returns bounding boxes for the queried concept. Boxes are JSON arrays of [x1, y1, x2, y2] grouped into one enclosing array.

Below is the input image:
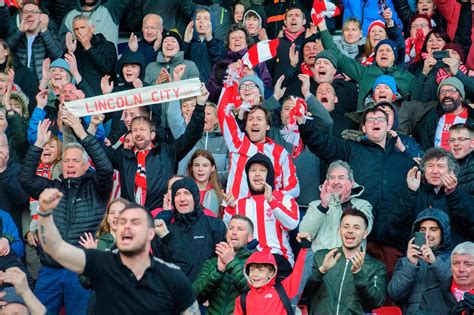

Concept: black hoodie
[[168, 177, 227, 281], [245, 153, 275, 195]]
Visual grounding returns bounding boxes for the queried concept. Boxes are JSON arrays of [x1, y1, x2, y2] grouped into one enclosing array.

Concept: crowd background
[[0, 0, 473, 314]]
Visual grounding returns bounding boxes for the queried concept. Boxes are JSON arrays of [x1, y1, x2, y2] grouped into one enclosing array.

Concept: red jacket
[[233, 246, 313, 315]]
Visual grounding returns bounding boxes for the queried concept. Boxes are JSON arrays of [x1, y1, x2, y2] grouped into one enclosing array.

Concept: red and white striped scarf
[[360, 52, 375, 66], [405, 29, 426, 63], [134, 146, 152, 205], [436, 65, 468, 84], [283, 27, 305, 43]]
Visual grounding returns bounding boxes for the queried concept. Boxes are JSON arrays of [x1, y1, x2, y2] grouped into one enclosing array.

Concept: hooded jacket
[[224, 153, 299, 265], [168, 177, 227, 282], [388, 208, 453, 314], [300, 182, 374, 252], [234, 244, 313, 315], [59, 0, 133, 45]]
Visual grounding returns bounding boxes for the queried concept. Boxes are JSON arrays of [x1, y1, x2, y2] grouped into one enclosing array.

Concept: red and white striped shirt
[[217, 92, 300, 200], [224, 191, 299, 266]]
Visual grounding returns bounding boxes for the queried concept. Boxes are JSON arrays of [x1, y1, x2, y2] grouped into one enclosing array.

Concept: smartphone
[[433, 50, 449, 61], [414, 231, 426, 247], [378, 0, 388, 15]]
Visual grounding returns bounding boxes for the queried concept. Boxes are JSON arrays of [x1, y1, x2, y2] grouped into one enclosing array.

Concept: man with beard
[[224, 153, 299, 280], [310, 207, 387, 314], [392, 147, 474, 245], [412, 77, 474, 150], [35, 188, 199, 314], [103, 86, 205, 211]]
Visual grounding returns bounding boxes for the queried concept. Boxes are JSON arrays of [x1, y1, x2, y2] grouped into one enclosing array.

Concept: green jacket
[[193, 248, 253, 315], [320, 29, 421, 111], [310, 248, 387, 315]]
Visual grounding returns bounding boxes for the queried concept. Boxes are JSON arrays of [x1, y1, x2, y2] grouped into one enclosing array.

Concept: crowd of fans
[[0, 0, 473, 314]]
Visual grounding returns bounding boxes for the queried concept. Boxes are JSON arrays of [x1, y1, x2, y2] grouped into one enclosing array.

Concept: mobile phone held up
[[378, 0, 388, 16], [414, 231, 426, 247], [433, 50, 449, 61]]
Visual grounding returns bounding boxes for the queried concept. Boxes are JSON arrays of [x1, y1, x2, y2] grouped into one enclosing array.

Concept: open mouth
[[121, 234, 133, 244], [320, 97, 328, 103], [378, 95, 387, 100], [318, 70, 327, 76], [344, 235, 356, 243]]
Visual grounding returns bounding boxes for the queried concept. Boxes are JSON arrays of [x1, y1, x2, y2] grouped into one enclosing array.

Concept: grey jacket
[[300, 183, 373, 252], [388, 208, 453, 314]]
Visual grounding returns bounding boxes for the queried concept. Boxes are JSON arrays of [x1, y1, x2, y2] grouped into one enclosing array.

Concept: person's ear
[[334, 96, 338, 104]]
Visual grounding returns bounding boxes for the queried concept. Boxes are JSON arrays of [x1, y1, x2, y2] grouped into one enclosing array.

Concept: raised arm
[[37, 188, 86, 274]]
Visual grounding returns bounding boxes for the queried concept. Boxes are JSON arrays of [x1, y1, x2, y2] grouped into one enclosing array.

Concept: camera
[[433, 50, 449, 61]]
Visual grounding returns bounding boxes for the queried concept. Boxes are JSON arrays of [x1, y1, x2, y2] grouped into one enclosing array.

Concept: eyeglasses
[[327, 175, 350, 180], [447, 137, 472, 143], [22, 10, 42, 15], [365, 117, 387, 123], [411, 23, 429, 29], [240, 83, 257, 90], [439, 88, 459, 96]]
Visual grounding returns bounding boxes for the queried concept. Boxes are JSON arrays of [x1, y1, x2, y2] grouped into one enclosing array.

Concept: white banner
[[64, 78, 202, 117]]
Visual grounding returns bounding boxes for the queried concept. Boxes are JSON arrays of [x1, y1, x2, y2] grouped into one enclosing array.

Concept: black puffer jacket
[[6, 29, 63, 82], [19, 135, 114, 267], [169, 177, 227, 282], [104, 105, 204, 211], [458, 152, 474, 199], [0, 4, 9, 39]]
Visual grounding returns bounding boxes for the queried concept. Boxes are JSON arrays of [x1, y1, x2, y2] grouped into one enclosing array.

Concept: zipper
[[374, 275, 378, 288], [205, 132, 209, 150], [336, 259, 350, 315]]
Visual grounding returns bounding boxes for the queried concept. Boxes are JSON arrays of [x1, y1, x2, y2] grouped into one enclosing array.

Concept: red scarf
[[300, 62, 314, 76], [436, 65, 469, 84], [134, 146, 152, 205], [283, 27, 305, 43]]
